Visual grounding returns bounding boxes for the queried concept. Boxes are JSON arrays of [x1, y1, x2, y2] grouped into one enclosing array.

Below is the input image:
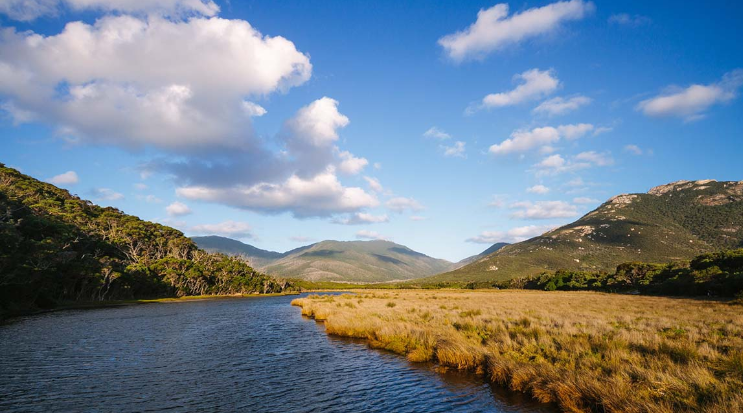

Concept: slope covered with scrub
[[426, 180, 743, 284], [0, 164, 290, 317]]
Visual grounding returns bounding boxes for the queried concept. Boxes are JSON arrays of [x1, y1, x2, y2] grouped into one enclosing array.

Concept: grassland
[[292, 290, 743, 412]]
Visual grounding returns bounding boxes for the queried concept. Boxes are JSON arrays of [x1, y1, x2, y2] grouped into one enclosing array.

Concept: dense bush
[[498, 249, 743, 297], [0, 164, 292, 316]]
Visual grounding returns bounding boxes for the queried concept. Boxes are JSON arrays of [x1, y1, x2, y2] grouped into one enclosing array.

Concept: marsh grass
[[292, 290, 743, 412]]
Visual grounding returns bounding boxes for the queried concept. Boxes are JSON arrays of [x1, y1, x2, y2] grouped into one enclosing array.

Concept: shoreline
[[1, 291, 301, 322], [291, 290, 743, 412]]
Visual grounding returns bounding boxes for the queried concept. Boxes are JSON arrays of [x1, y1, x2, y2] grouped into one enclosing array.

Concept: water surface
[[0, 294, 554, 412]]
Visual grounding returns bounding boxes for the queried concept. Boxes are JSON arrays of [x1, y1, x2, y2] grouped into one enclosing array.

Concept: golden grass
[[292, 290, 743, 413]]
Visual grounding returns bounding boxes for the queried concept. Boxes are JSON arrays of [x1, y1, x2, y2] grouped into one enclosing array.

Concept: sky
[[1, 0, 742, 262]]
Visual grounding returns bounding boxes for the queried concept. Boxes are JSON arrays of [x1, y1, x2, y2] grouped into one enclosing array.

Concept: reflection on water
[[0, 294, 555, 412]]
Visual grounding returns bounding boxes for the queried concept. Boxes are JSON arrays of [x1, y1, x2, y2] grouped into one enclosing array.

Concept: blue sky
[[1, 0, 742, 262]]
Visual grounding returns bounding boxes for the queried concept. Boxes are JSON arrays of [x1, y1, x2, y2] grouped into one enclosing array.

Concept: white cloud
[[337, 150, 368, 175], [573, 197, 598, 204], [533, 95, 591, 116], [242, 101, 267, 117], [0, 0, 220, 21], [479, 68, 560, 110], [91, 187, 124, 201], [134, 183, 148, 190], [489, 122, 595, 156], [624, 144, 643, 155], [333, 212, 389, 225], [438, 0, 594, 62], [556, 123, 594, 139], [285, 97, 349, 147], [363, 176, 383, 192], [637, 69, 743, 121], [527, 184, 550, 194], [442, 141, 466, 158], [49, 170, 78, 185], [489, 126, 560, 155], [136, 194, 162, 203], [574, 150, 614, 166], [488, 194, 508, 208], [190, 220, 252, 239], [533, 151, 612, 176], [410, 216, 427, 221], [168, 97, 382, 218], [386, 197, 424, 213], [0, 14, 311, 152], [509, 200, 578, 219], [466, 225, 554, 244], [423, 126, 451, 140], [608, 13, 651, 27], [355, 230, 388, 241], [166, 201, 192, 217], [177, 168, 379, 218]]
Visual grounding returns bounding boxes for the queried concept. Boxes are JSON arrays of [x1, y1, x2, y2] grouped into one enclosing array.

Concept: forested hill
[[0, 164, 291, 317]]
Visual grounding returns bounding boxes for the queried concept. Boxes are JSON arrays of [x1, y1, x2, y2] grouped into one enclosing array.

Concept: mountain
[[0, 164, 289, 317], [453, 243, 509, 269], [425, 180, 743, 284], [192, 236, 283, 268]]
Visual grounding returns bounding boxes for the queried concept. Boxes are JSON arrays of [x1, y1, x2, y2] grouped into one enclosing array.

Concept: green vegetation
[[0, 164, 293, 318], [416, 249, 743, 297], [429, 180, 743, 284], [196, 237, 454, 283]]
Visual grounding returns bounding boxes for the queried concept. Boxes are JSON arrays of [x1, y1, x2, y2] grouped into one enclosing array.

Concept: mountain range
[[193, 236, 455, 282], [425, 180, 743, 284]]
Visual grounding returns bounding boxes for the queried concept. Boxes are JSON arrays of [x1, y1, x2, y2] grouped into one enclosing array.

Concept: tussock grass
[[292, 290, 743, 412]]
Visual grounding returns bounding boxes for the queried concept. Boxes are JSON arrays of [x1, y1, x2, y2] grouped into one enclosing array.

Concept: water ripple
[[0, 294, 554, 412]]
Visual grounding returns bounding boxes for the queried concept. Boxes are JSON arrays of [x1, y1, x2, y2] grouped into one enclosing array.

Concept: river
[[0, 293, 554, 412]]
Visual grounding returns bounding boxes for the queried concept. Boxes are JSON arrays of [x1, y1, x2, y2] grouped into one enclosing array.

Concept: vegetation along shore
[[293, 290, 743, 412]]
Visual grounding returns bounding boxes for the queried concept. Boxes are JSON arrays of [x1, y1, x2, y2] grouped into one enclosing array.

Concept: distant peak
[[647, 180, 717, 196]]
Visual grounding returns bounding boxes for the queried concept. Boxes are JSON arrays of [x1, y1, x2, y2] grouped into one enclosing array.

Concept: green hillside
[[261, 240, 453, 282], [424, 180, 743, 284], [192, 235, 283, 268], [453, 242, 509, 269], [0, 164, 291, 317]]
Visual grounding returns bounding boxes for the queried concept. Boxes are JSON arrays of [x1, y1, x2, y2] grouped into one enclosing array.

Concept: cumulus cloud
[[527, 184, 550, 194], [49, 170, 79, 185], [533, 95, 591, 116], [423, 127, 451, 140], [91, 187, 124, 201], [332, 212, 389, 225], [364, 176, 383, 192], [177, 168, 378, 218], [0, 14, 311, 152], [442, 141, 466, 158], [533, 151, 612, 176], [158, 98, 381, 218], [477, 69, 560, 111], [337, 150, 368, 175], [438, 0, 594, 62], [637, 69, 743, 121], [509, 200, 578, 219], [166, 201, 192, 217], [356, 230, 388, 241], [0, 0, 220, 21], [489, 123, 593, 155], [386, 197, 424, 213], [466, 225, 554, 244], [190, 220, 252, 239], [574, 150, 614, 166]]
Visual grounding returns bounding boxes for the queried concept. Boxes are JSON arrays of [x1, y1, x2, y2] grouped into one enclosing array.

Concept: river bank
[[292, 289, 743, 412]]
